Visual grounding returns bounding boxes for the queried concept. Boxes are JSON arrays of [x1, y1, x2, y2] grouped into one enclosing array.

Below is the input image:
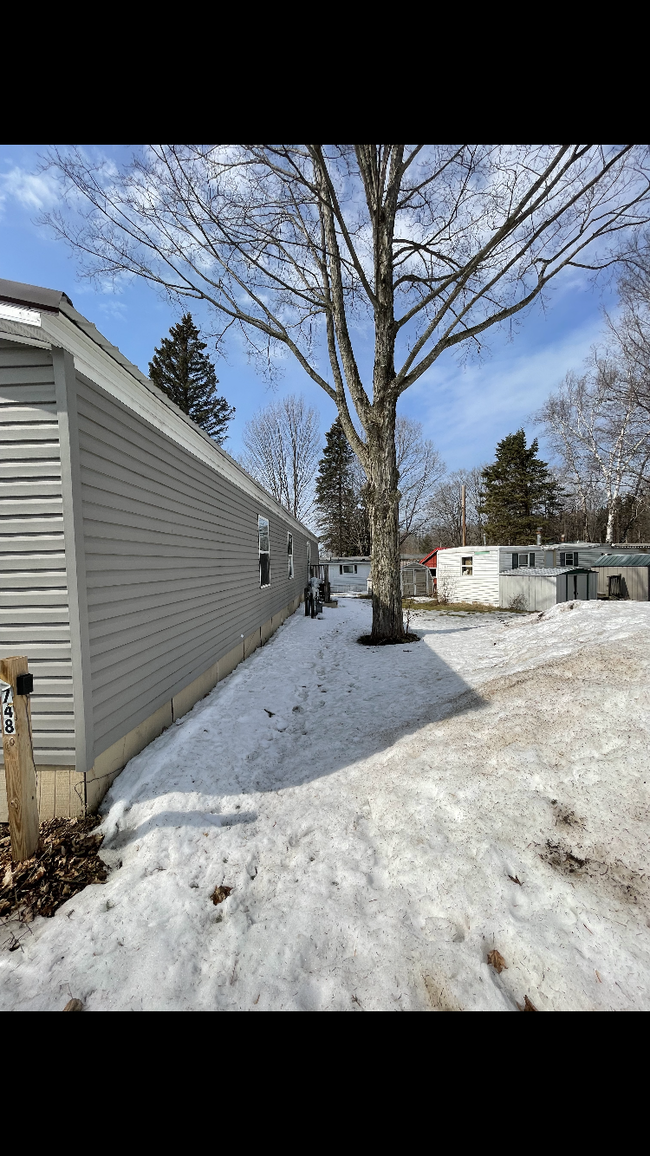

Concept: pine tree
[[478, 429, 563, 545], [315, 419, 368, 555], [149, 314, 235, 444]]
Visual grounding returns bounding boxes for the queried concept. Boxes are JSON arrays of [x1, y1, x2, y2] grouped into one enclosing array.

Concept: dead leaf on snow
[[211, 885, 233, 905], [516, 994, 538, 1011], [487, 949, 507, 973]]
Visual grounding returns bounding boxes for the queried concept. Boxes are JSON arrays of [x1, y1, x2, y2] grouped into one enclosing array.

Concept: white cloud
[[97, 300, 128, 322], [0, 165, 60, 215], [403, 316, 608, 470]]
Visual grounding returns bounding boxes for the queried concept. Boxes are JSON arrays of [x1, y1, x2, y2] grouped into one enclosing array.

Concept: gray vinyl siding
[[500, 573, 557, 611], [0, 341, 76, 766], [74, 374, 315, 757], [500, 570, 598, 609]]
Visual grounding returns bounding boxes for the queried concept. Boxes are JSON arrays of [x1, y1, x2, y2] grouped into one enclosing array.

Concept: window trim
[[258, 515, 271, 588], [461, 555, 473, 576]]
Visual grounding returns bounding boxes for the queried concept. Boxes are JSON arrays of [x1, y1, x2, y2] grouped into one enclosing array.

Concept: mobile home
[[324, 557, 371, 593], [0, 278, 318, 820], [436, 543, 604, 607]]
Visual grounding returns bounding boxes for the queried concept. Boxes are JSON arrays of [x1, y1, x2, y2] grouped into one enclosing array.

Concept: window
[[560, 551, 577, 566], [518, 552, 535, 567], [461, 556, 473, 576], [287, 533, 294, 579], [342, 564, 357, 574], [258, 516, 270, 587]]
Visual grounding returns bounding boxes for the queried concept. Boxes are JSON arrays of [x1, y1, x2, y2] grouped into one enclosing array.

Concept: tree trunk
[[606, 502, 615, 544], [367, 417, 404, 641]]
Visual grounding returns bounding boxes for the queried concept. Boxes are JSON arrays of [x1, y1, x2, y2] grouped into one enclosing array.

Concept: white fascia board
[[39, 310, 317, 541], [0, 301, 42, 326]]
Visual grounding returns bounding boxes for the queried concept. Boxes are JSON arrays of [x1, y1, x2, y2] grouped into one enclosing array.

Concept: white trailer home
[[324, 557, 371, 593], [436, 543, 604, 607], [0, 279, 319, 820]]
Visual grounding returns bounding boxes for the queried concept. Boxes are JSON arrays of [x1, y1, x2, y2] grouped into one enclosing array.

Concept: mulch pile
[[0, 817, 107, 927]]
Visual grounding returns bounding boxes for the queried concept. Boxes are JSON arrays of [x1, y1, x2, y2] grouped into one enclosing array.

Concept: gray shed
[[400, 563, 433, 598], [500, 567, 598, 611], [590, 553, 650, 600], [1, 279, 319, 820]]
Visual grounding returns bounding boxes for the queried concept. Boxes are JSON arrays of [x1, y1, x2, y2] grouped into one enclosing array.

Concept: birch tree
[[537, 361, 650, 543], [40, 145, 650, 640]]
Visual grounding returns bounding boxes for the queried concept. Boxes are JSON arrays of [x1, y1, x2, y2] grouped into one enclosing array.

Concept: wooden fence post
[[1, 656, 39, 862]]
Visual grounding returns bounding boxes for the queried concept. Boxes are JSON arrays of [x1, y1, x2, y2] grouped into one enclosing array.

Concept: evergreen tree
[[315, 419, 368, 555], [149, 314, 235, 444], [478, 429, 563, 545]]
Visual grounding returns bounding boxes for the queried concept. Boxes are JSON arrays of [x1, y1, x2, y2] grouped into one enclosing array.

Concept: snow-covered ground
[[2, 596, 649, 1011]]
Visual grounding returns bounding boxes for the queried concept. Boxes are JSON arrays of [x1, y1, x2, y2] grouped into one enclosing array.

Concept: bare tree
[[40, 145, 650, 639], [426, 466, 487, 546], [240, 394, 320, 523], [395, 417, 445, 545], [536, 360, 650, 543], [606, 229, 650, 423]]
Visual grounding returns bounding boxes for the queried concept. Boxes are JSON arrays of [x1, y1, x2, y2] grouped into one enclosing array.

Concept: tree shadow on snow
[[101, 607, 495, 813]]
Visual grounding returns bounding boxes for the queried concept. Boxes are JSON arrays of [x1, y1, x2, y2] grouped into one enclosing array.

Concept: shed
[[0, 278, 319, 820], [500, 567, 598, 611], [589, 553, 650, 600], [400, 561, 434, 597]]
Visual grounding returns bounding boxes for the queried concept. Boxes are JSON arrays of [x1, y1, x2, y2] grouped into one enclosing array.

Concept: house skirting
[[1, 593, 302, 822]]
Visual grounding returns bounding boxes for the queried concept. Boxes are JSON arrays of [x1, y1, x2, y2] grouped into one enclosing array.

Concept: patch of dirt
[[422, 973, 464, 1011], [357, 633, 422, 646], [403, 599, 526, 614], [553, 804, 585, 830], [0, 817, 107, 930], [540, 839, 645, 906]]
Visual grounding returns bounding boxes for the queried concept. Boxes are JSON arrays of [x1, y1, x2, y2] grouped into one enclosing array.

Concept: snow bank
[[1, 599, 648, 1010]]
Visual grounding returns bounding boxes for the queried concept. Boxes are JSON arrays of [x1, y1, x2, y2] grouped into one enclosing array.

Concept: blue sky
[[0, 145, 620, 472]]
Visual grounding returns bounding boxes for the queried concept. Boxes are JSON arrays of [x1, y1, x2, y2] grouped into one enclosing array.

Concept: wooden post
[[461, 485, 467, 547], [1, 656, 39, 863]]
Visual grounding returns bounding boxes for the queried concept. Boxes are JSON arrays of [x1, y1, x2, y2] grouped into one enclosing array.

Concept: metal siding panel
[[0, 349, 54, 368], [76, 379, 316, 760], [0, 345, 75, 768], [0, 425, 59, 442]]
